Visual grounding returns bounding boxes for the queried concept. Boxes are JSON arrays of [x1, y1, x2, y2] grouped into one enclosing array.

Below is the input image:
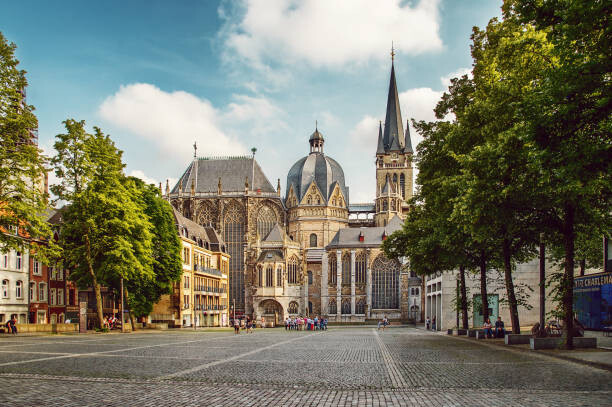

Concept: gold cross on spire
[[391, 41, 395, 61]]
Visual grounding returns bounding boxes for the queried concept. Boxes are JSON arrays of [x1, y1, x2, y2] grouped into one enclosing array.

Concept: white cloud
[[221, 0, 443, 69], [128, 169, 159, 186], [440, 67, 472, 89], [99, 84, 287, 160]]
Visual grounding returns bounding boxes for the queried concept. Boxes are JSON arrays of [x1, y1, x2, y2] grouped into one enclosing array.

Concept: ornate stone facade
[[166, 61, 422, 323]]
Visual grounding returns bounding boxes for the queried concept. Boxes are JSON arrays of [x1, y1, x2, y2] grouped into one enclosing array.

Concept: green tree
[[502, 0, 612, 348], [122, 177, 182, 320], [52, 121, 154, 329], [0, 32, 53, 256]]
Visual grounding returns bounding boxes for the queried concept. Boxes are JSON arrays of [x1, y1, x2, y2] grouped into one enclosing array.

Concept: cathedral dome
[[286, 128, 349, 205]]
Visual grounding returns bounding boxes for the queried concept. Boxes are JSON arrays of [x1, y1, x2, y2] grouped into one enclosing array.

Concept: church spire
[[376, 120, 385, 154], [383, 57, 404, 152]]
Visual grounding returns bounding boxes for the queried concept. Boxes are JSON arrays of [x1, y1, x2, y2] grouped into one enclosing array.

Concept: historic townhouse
[[166, 59, 424, 325], [151, 207, 229, 327], [28, 255, 48, 324], [0, 232, 29, 325]]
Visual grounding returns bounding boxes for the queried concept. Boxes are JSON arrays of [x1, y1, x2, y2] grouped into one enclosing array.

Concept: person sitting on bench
[[494, 316, 505, 338], [483, 318, 493, 339]]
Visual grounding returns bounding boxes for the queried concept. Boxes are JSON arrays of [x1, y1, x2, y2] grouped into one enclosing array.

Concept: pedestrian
[[9, 316, 17, 335], [234, 319, 240, 335], [432, 316, 436, 331], [261, 316, 265, 328], [494, 316, 505, 338], [377, 319, 382, 330], [426, 317, 430, 330]]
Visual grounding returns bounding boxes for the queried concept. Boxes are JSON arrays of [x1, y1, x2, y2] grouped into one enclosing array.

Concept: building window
[[183, 294, 190, 308], [308, 271, 313, 285], [356, 298, 365, 314], [2, 253, 7, 268], [288, 301, 298, 314], [341, 299, 351, 314], [257, 206, 277, 239], [16, 252, 22, 269], [341, 253, 350, 286], [371, 255, 400, 309], [309, 233, 317, 247], [266, 266, 273, 287], [15, 281, 23, 299], [69, 289, 75, 306], [288, 256, 299, 284], [2, 280, 8, 298], [39, 283, 46, 301], [183, 248, 190, 264], [50, 266, 57, 280], [356, 251, 366, 284], [328, 254, 337, 285], [50, 288, 56, 306], [308, 301, 313, 314], [224, 201, 245, 312], [58, 268, 63, 281], [57, 289, 64, 305], [29, 282, 36, 301], [400, 173, 405, 199], [276, 267, 283, 287], [328, 299, 337, 314], [33, 261, 41, 275], [257, 266, 263, 287], [184, 276, 190, 289]]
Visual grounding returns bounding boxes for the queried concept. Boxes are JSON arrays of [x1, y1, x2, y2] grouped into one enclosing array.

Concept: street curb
[[441, 330, 612, 373]]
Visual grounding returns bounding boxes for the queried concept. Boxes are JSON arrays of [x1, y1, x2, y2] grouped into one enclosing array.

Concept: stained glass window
[[371, 255, 400, 309], [224, 202, 245, 311]]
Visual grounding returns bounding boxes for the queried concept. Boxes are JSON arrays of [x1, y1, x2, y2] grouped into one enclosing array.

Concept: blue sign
[[574, 272, 612, 330]]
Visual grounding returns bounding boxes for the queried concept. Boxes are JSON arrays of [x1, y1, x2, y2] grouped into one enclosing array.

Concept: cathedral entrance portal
[[259, 299, 283, 327]]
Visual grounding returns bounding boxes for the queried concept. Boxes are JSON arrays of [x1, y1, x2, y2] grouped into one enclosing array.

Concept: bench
[[530, 337, 597, 350], [602, 327, 612, 337], [468, 329, 483, 338], [505, 334, 531, 345]]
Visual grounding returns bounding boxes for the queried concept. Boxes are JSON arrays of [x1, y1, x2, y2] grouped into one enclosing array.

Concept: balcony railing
[[193, 265, 223, 277]]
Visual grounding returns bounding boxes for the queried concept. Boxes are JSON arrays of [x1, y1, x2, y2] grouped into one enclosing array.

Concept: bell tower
[[374, 50, 414, 226]]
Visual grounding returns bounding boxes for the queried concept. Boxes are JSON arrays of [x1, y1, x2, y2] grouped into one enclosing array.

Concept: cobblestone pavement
[[0, 327, 610, 406]]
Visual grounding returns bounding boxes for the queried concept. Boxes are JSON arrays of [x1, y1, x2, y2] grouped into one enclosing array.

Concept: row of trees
[[383, 0, 610, 348], [1, 31, 183, 329]]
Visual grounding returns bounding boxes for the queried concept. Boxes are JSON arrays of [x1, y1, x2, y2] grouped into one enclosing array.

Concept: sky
[[2, 0, 502, 203]]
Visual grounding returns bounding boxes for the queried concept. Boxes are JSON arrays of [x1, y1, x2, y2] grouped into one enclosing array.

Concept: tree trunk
[[562, 204, 575, 350], [459, 265, 468, 329], [479, 252, 489, 326], [124, 287, 135, 332], [84, 234, 104, 330], [579, 259, 585, 276], [502, 239, 520, 334]]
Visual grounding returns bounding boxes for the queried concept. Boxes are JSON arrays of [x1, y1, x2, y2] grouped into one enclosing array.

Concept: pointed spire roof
[[376, 121, 385, 154], [403, 119, 413, 153], [381, 174, 393, 195], [383, 62, 405, 153]]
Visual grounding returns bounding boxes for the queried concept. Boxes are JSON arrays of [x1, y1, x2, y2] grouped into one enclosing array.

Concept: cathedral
[[166, 60, 423, 324]]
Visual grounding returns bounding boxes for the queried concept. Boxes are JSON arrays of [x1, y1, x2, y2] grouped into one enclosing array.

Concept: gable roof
[[263, 224, 284, 242]]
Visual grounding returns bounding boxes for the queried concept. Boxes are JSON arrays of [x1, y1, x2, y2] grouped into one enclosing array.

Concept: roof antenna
[[316, 120, 318, 131]]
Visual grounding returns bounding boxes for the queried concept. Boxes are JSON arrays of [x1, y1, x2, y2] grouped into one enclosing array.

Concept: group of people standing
[[285, 316, 327, 331], [233, 316, 265, 334], [425, 316, 436, 331]]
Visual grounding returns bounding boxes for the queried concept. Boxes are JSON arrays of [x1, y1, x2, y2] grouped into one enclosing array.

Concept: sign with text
[[574, 272, 612, 330]]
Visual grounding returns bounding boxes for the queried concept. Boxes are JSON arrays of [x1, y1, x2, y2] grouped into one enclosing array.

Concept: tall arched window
[[328, 254, 337, 285], [197, 203, 217, 226], [356, 298, 365, 314], [266, 266, 273, 287], [309, 233, 317, 247], [341, 299, 351, 314], [355, 251, 366, 284], [371, 255, 400, 309], [224, 202, 246, 311], [15, 281, 22, 299], [257, 205, 277, 238], [277, 267, 283, 286], [288, 301, 299, 314], [400, 173, 405, 199], [288, 257, 299, 284], [257, 266, 263, 286], [328, 299, 337, 314], [392, 173, 398, 189], [307, 271, 313, 285], [341, 253, 350, 286], [308, 301, 313, 314], [383, 200, 388, 211]]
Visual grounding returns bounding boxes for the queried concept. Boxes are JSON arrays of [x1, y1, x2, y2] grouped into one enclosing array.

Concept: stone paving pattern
[[0, 327, 610, 406]]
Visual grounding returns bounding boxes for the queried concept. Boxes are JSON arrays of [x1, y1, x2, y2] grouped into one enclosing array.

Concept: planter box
[[505, 334, 531, 345], [468, 329, 483, 338], [12, 323, 79, 333], [530, 337, 597, 350]]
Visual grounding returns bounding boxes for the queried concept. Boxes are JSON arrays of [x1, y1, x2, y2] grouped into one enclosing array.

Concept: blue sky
[[2, 0, 501, 202]]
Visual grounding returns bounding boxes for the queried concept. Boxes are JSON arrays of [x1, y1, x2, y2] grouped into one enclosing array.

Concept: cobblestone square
[[0, 327, 610, 406]]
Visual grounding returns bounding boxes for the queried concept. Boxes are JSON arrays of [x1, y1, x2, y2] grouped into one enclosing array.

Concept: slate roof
[[172, 207, 228, 254], [263, 224, 284, 242], [327, 215, 403, 248], [286, 150, 349, 204], [171, 156, 275, 194], [378, 63, 414, 155]]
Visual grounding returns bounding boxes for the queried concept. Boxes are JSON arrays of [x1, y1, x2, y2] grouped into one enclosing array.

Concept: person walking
[[432, 316, 436, 331], [426, 317, 430, 330]]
